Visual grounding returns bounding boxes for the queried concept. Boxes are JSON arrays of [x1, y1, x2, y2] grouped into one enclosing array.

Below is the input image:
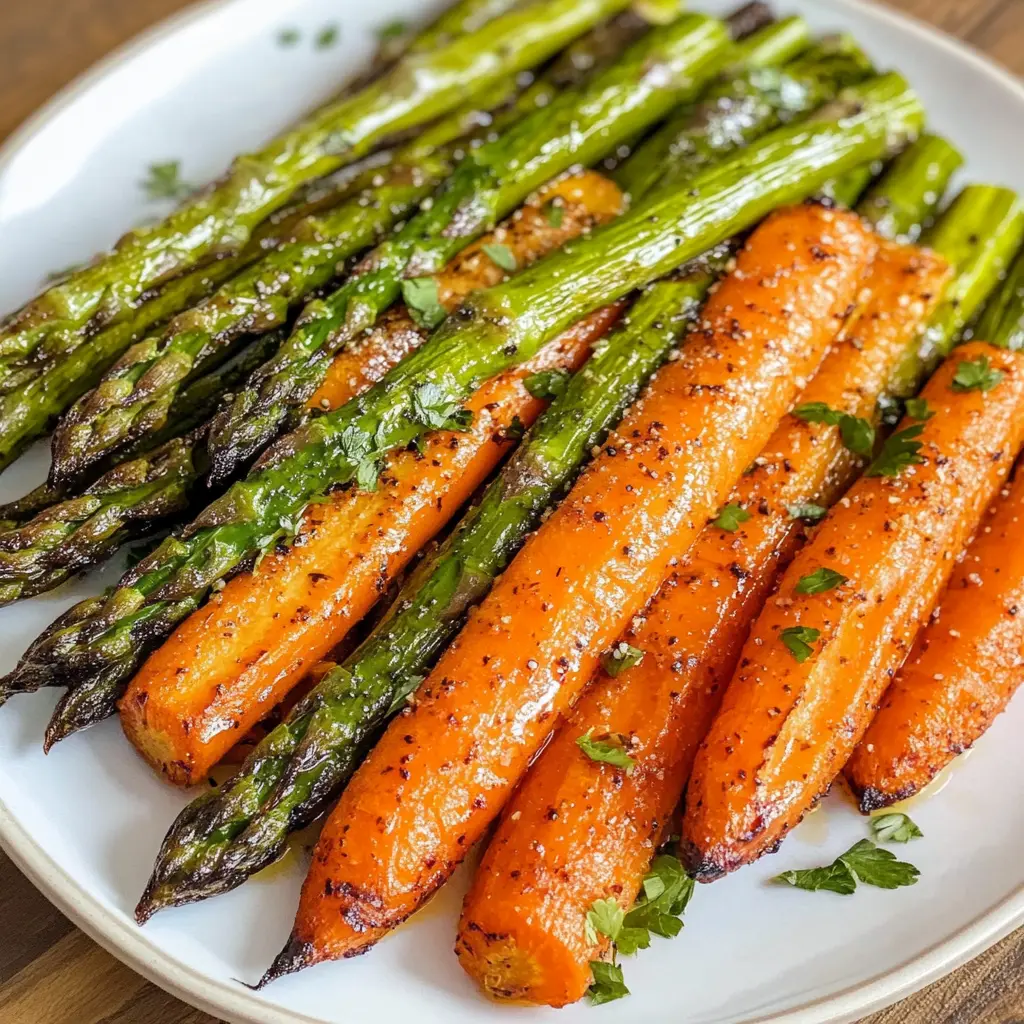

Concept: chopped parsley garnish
[[402, 277, 447, 329], [794, 403, 874, 457], [524, 368, 570, 401], [315, 23, 340, 49], [576, 729, 635, 774], [545, 201, 566, 228], [871, 812, 923, 844], [482, 242, 517, 272], [787, 502, 828, 524], [377, 18, 408, 42], [952, 354, 1004, 393], [775, 838, 919, 894], [865, 423, 926, 478], [602, 643, 645, 677], [277, 27, 301, 46], [585, 854, 695, 1004], [780, 625, 820, 663], [141, 160, 193, 201], [905, 397, 935, 421], [794, 567, 848, 595], [712, 502, 750, 532], [411, 382, 464, 429]]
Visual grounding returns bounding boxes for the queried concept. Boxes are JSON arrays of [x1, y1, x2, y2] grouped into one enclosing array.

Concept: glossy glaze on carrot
[[682, 341, 1024, 880], [455, 237, 950, 1007], [846, 466, 1024, 809], [309, 171, 625, 410], [118, 173, 624, 787], [270, 204, 878, 975]]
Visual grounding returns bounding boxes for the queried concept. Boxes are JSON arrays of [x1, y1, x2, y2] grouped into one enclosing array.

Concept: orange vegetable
[[846, 466, 1024, 809], [268, 204, 878, 977], [682, 341, 1024, 880], [118, 173, 624, 787], [455, 237, 950, 1007], [310, 171, 625, 410]]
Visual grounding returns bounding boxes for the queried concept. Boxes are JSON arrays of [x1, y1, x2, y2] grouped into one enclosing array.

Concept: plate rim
[[1, 1, 1022, 1022]]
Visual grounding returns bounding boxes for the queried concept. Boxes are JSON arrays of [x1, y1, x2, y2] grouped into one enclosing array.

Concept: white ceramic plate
[[1, 1, 1023, 1022]]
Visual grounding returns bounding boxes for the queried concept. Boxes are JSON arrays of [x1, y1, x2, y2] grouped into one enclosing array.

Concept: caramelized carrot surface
[[118, 173, 624, 788], [846, 466, 1024, 809], [455, 238, 950, 1007], [683, 341, 1024, 881], [273, 204, 878, 973], [310, 171, 625, 410]]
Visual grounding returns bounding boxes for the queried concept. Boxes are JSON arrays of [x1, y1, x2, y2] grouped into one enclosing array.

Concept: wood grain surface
[[1, 1, 1023, 1022]]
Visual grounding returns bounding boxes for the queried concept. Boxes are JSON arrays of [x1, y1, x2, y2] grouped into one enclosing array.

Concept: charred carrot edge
[[682, 340, 1024, 881], [309, 171, 625, 410], [262, 203, 878, 981], [117, 172, 623, 787], [846, 465, 1024, 810], [454, 237, 951, 1007]]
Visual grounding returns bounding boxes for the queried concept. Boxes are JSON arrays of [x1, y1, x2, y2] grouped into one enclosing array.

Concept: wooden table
[[1, 0, 1023, 1021]]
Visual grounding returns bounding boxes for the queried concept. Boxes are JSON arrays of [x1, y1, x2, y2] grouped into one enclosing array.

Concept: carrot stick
[[455, 237, 950, 1006], [118, 173, 624, 788], [265, 203, 878, 979], [845, 463, 1024, 809], [682, 340, 1024, 880], [310, 172, 624, 410]]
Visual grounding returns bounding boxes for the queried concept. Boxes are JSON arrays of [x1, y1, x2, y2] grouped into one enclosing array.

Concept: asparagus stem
[[856, 132, 964, 241], [135, 249, 731, 917], [614, 33, 873, 201], [0, 332, 287, 602], [888, 185, 1024, 397], [5, 72, 923, 738], [0, 0, 630, 410], [974, 248, 1024, 350], [203, 13, 733, 483]]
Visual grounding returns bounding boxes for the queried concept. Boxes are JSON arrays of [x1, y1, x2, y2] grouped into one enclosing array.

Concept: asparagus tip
[[256, 936, 321, 989]]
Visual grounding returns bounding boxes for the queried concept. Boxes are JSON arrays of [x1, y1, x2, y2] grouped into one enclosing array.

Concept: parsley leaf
[[602, 643, 645, 677], [402, 277, 447, 329], [482, 243, 517, 272], [794, 403, 874, 458], [776, 859, 857, 895], [377, 18, 408, 42], [840, 838, 920, 888], [337, 425, 371, 464], [524, 368, 570, 401], [545, 201, 565, 228], [839, 415, 875, 457], [952, 354, 1004, 393], [141, 160, 193, 201], [277, 27, 301, 46], [787, 502, 828, 524], [713, 502, 750, 532], [793, 402, 842, 426], [905, 397, 935, 420], [780, 625, 820, 663], [866, 423, 926, 478], [626, 855, 694, 932], [315, 23, 340, 49], [794, 567, 848, 595], [411, 382, 463, 429], [585, 897, 624, 945], [355, 459, 380, 492], [774, 838, 919, 894], [577, 728, 635, 774], [871, 812, 923, 844], [588, 961, 630, 1004]]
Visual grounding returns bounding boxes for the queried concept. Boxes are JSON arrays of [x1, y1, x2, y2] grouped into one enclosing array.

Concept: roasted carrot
[[455, 237, 950, 1007], [310, 171, 624, 410], [846, 466, 1024, 809], [118, 173, 624, 788], [682, 341, 1024, 880], [263, 203, 878, 980]]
